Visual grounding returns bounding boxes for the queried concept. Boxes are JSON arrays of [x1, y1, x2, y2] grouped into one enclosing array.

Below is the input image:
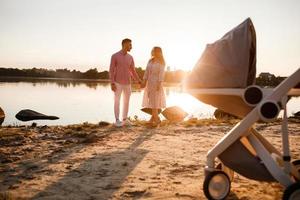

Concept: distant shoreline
[[0, 76, 111, 83]]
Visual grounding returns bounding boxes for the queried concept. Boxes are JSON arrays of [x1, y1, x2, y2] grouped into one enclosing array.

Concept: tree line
[[0, 67, 293, 86], [0, 67, 186, 83], [0, 67, 108, 79]]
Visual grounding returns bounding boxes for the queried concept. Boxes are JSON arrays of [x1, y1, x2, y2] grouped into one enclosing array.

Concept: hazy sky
[[0, 0, 299, 76]]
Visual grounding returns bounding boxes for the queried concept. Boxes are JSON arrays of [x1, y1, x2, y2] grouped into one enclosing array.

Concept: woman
[[142, 46, 166, 126]]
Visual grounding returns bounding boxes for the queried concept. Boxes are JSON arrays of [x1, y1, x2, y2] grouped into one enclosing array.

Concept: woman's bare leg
[[152, 109, 160, 125]]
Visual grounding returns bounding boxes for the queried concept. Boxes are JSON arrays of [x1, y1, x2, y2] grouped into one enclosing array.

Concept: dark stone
[[214, 109, 237, 119], [293, 111, 300, 118], [141, 108, 162, 115], [161, 106, 188, 122], [98, 121, 110, 127], [0, 106, 5, 125], [15, 109, 59, 122]]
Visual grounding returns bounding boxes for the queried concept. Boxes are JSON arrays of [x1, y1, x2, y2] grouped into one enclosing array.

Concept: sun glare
[[166, 89, 216, 118]]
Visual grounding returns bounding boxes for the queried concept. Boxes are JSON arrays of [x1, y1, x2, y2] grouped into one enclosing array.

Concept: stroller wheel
[[283, 182, 300, 200], [216, 163, 234, 182], [203, 171, 231, 200], [292, 160, 300, 181]]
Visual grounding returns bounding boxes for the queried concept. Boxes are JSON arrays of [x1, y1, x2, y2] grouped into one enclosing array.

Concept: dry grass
[[1, 118, 298, 139], [0, 191, 14, 200]]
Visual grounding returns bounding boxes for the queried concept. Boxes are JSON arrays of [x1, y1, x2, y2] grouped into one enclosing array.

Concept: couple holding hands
[[109, 38, 166, 127]]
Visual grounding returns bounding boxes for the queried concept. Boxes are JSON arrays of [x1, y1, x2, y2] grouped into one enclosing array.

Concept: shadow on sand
[[1, 126, 242, 199], [31, 129, 155, 199]]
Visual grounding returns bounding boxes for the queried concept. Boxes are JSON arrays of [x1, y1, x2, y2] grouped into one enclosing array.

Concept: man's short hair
[[122, 38, 131, 45]]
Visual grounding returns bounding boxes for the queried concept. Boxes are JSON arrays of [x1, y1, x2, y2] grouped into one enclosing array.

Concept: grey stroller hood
[[184, 18, 257, 118], [185, 18, 256, 88]]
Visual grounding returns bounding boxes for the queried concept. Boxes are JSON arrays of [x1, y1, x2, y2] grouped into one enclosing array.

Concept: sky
[[0, 0, 299, 76]]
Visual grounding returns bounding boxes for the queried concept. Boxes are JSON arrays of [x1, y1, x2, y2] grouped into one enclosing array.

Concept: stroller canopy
[[185, 18, 256, 88], [185, 18, 257, 118]]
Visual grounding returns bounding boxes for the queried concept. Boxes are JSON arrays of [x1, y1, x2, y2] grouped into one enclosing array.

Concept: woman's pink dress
[[142, 61, 166, 109]]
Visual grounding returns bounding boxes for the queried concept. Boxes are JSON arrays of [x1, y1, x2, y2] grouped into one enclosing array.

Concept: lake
[[0, 79, 299, 126]]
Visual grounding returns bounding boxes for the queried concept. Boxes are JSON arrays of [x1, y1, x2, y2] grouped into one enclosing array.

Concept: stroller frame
[[187, 68, 300, 199]]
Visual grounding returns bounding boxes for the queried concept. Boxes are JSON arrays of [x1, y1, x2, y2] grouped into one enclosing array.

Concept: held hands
[[111, 83, 116, 92]]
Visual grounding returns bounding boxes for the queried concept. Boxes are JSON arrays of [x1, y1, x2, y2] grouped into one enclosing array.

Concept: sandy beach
[[0, 119, 299, 200]]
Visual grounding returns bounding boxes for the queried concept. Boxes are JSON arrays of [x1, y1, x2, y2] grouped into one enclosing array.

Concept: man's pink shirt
[[109, 50, 140, 85]]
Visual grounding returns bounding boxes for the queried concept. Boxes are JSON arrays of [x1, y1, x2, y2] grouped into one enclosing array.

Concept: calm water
[[0, 80, 299, 126]]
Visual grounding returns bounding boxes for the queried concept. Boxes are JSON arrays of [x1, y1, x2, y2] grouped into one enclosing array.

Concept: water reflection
[[1, 77, 103, 87], [0, 77, 145, 92], [0, 79, 299, 126]]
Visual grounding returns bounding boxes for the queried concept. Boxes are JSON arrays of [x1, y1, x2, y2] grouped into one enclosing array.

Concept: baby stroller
[[184, 18, 300, 200]]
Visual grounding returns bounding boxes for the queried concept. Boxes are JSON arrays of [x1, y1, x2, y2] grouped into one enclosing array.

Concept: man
[[109, 38, 142, 127]]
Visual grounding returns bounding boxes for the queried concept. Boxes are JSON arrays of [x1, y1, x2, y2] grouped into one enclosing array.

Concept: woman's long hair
[[149, 46, 165, 66]]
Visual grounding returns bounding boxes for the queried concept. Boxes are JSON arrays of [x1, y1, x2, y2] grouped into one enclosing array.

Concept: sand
[[0, 119, 299, 200]]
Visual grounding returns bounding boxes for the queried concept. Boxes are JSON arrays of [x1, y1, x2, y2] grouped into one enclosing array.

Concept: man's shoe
[[114, 119, 123, 127]]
